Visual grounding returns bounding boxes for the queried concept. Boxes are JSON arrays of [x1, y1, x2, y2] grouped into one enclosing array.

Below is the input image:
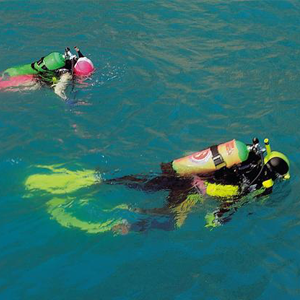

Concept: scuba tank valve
[[64, 48, 76, 61]]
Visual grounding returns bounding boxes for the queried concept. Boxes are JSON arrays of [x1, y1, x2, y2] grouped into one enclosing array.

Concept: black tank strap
[[31, 63, 38, 72], [31, 57, 49, 72], [210, 145, 226, 167], [41, 65, 49, 71]]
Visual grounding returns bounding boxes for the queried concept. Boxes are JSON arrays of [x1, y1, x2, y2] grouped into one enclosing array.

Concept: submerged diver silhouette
[[24, 138, 290, 235]]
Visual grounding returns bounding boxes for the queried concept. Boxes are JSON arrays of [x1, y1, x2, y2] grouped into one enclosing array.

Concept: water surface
[[1, 1, 300, 299]]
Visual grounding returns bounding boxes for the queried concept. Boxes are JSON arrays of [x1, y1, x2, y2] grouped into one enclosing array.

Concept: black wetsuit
[[108, 148, 271, 202]]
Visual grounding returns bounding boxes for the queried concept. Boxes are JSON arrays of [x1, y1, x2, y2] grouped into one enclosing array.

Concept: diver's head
[[74, 57, 95, 76], [264, 151, 290, 181]]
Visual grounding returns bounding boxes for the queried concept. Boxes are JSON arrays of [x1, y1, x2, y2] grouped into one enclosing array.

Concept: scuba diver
[[0, 46, 94, 100], [56, 46, 94, 76], [106, 138, 290, 233], [50, 46, 95, 99], [24, 138, 290, 235]]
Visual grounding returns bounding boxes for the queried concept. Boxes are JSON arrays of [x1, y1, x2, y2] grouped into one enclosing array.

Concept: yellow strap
[[262, 179, 273, 188], [206, 182, 239, 198]]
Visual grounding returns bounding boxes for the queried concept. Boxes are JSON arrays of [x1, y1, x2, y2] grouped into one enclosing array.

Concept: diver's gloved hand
[[66, 98, 77, 105], [74, 46, 85, 59], [112, 219, 131, 236], [205, 211, 221, 229]]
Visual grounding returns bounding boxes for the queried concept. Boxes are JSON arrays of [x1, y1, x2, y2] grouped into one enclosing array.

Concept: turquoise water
[[1, 1, 300, 299]]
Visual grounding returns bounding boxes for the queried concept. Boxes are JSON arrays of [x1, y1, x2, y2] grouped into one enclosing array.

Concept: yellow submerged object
[[47, 197, 126, 234], [24, 164, 100, 194], [171, 194, 204, 228], [24, 165, 128, 234]]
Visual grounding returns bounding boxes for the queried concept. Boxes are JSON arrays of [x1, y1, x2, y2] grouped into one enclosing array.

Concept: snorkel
[[264, 138, 271, 155]]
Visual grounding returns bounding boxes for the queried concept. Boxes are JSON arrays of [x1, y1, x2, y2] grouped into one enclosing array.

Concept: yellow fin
[[25, 165, 101, 194], [47, 197, 123, 234]]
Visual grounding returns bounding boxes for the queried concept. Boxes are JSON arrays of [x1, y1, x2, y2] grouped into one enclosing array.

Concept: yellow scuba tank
[[172, 139, 250, 176]]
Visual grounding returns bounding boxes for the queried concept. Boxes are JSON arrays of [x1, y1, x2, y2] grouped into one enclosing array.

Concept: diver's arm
[[204, 180, 241, 227], [131, 188, 190, 215], [130, 188, 200, 234], [205, 185, 271, 228], [129, 215, 176, 232], [107, 175, 191, 214], [52, 72, 72, 100], [205, 199, 239, 228], [254, 186, 272, 198], [115, 186, 192, 233], [74, 46, 84, 58], [127, 191, 192, 233]]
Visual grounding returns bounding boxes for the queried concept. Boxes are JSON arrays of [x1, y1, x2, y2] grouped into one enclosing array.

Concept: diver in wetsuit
[[0, 46, 94, 99], [107, 138, 290, 232], [51, 46, 94, 99], [23, 137, 291, 235]]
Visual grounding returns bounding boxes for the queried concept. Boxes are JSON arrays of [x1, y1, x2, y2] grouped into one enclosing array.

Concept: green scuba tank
[[3, 64, 38, 77], [32, 52, 66, 72], [1, 52, 66, 78]]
